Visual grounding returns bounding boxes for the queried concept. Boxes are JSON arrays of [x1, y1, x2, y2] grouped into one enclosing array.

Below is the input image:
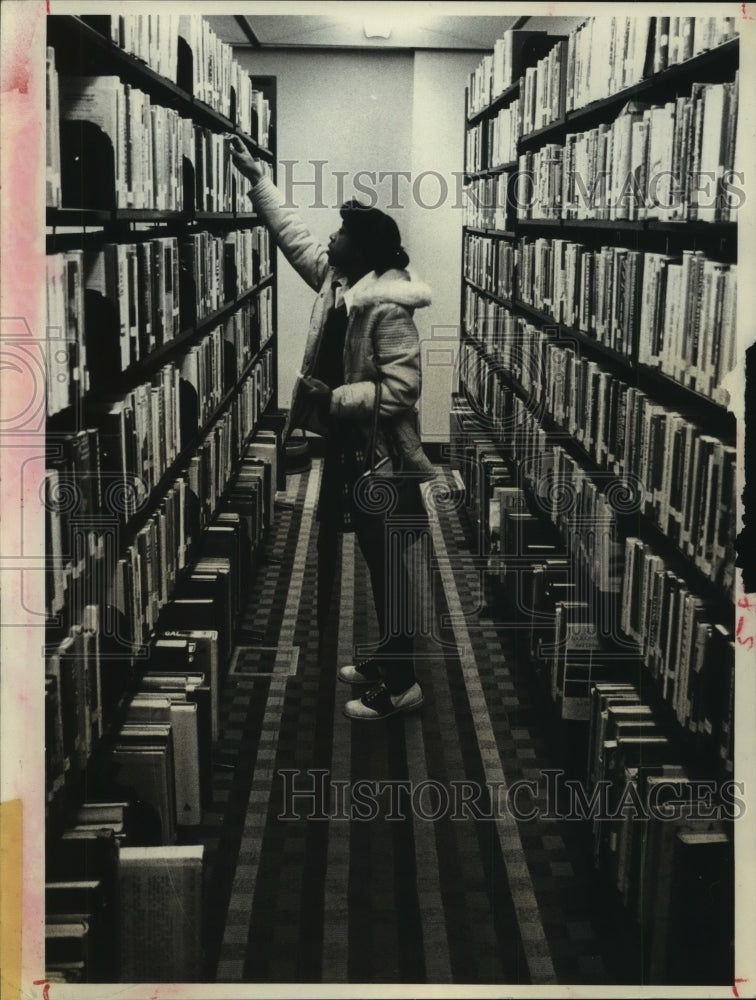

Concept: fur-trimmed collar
[[345, 268, 432, 313]]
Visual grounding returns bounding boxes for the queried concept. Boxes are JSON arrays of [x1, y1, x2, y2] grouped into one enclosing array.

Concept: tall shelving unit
[[44, 14, 279, 982], [456, 18, 738, 984]]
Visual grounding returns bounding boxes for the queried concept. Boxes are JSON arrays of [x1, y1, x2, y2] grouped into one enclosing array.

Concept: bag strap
[[363, 378, 382, 475]]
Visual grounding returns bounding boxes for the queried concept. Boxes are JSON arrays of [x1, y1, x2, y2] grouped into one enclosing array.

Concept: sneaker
[[337, 658, 381, 686], [343, 681, 424, 720]]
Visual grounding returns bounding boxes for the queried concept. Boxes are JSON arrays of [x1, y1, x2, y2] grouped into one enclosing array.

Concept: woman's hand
[[300, 376, 332, 423], [300, 376, 331, 397], [229, 135, 265, 182]]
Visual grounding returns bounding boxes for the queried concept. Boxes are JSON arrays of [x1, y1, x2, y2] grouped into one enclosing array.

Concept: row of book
[[45, 434, 284, 984], [519, 240, 736, 400], [46, 612, 215, 823], [108, 630, 232, 846], [457, 354, 624, 594], [105, 428, 275, 663], [463, 232, 516, 297], [463, 233, 738, 405], [455, 424, 612, 694], [222, 293, 275, 385], [79, 13, 272, 144], [112, 340, 271, 516], [247, 89, 272, 152], [48, 360, 180, 521], [463, 175, 510, 231], [46, 607, 104, 791], [46, 238, 272, 403], [467, 18, 737, 121], [45, 351, 274, 619], [44, 450, 176, 625], [527, 561, 623, 720], [450, 401, 624, 702], [449, 398, 735, 772], [464, 422, 623, 603], [103, 360, 184, 501], [465, 121, 486, 175], [587, 681, 733, 981], [475, 308, 737, 583], [180, 228, 271, 326], [515, 330, 735, 586], [46, 808, 205, 982], [192, 125, 245, 214], [51, 70, 264, 211], [175, 15, 271, 140], [49, 841, 205, 983], [566, 16, 737, 113], [47, 242, 177, 409], [88, 238, 180, 368], [46, 251, 89, 417], [120, 362, 271, 617], [46, 439, 276, 804], [488, 96, 521, 168], [521, 38, 567, 135], [458, 333, 736, 591], [515, 79, 739, 223], [621, 537, 735, 758], [466, 97, 521, 173], [83, 13, 179, 83], [56, 74, 186, 210], [467, 29, 563, 118]]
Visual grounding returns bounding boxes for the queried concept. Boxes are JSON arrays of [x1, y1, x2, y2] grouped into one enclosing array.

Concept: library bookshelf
[[456, 17, 738, 985], [44, 14, 281, 983]]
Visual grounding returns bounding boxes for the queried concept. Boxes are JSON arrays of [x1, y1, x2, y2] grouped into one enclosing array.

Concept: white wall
[[235, 48, 414, 413], [235, 46, 480, 440]]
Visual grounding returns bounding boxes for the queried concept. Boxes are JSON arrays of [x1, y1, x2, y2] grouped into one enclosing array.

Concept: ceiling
[[205, 11, 583, 51]]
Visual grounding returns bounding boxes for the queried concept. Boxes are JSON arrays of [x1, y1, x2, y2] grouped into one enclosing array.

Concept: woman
[[231, 136, 434, 721]]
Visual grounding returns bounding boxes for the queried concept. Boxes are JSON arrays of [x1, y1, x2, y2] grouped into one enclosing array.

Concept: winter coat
[[249, 176, 435, 475]]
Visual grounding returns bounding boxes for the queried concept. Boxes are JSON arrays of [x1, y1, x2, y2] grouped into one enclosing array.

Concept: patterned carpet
[[193, 460, 644, 986]]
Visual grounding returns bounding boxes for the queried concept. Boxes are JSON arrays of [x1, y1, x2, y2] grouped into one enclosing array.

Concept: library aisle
[[29, 10, 746, 993], [195, 458, 627, 986]]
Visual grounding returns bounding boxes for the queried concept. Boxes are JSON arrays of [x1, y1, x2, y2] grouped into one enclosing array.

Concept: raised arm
[[230, 135, 330, 292]]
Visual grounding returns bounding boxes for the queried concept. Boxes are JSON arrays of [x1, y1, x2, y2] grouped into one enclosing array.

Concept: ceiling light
[[363, 17, 392, 39]]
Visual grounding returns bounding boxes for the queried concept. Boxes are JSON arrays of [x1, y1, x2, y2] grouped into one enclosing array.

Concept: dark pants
[[317, 465, 429, 695]]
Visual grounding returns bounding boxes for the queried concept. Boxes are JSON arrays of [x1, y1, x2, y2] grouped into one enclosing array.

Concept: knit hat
[[339, 199, 410, 272]]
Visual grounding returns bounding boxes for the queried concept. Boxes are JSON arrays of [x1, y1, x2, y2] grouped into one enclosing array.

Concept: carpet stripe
[[274, 460, 324, 676], [421, 479, 558, 986], [404, 713, 454, 983], [320, 532, 354, 982], [217, 463, 323, 980]]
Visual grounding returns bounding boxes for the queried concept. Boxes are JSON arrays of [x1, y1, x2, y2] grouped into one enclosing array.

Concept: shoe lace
[[363, 682, 387, 704]]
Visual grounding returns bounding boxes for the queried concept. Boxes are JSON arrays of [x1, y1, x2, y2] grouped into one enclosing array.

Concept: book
[[111, 722, 176, 845], [46, 921, 92, 974], [117, 844, 204, 982], [58, 74, 125, 206], [587, 684, 639, 787], [156, 630, 220, 741], [46, 877, 113, 981], [159, 597, 231, 671], [140, 666, 212, 800], [128, 693, 202, 826], [663, 823, 733, 983], [548, 601, 599, 706], [46, 47, 62, 206]]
